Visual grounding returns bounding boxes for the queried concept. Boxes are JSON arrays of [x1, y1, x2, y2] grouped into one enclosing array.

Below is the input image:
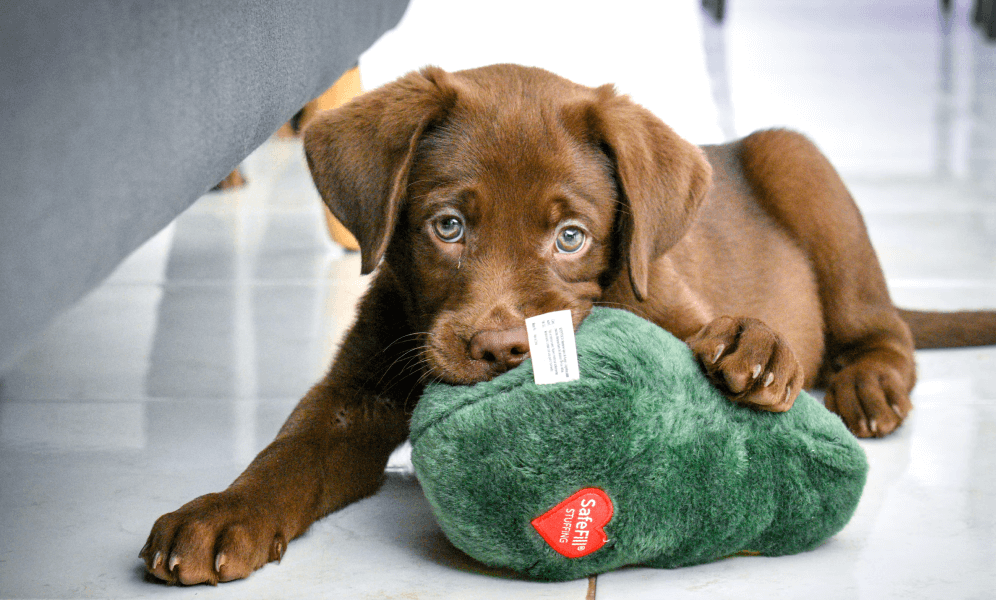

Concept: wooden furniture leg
[[212, 168, 247, 191]]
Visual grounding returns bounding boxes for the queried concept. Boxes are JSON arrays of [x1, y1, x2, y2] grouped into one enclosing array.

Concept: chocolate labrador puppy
[[141, 64, 995, 585]]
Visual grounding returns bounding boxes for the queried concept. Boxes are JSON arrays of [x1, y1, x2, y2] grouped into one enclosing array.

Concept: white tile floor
[[1, 0, 994, 598]]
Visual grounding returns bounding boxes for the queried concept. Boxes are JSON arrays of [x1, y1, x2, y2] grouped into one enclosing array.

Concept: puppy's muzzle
[[469, 327, 530, 376]]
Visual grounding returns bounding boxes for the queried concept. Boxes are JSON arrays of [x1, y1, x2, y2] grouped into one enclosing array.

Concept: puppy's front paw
[[140, 492, 285, 585], [687, 316, 803, 412]]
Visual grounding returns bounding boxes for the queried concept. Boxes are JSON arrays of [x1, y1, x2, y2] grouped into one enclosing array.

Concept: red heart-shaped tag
[[531, 487, 614, 558]]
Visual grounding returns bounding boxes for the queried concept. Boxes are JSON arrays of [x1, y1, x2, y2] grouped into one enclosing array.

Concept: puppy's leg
[[140, 284, 417, 584], [620, 269, 805, 413], [140, 387, 409, 584], [739, 129, 916, 438], [687, 316, 804, 413]]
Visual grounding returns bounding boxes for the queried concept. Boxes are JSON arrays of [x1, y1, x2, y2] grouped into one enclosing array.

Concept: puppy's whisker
[[381, 355, 436, 396], [415, 366, 443, 388], [374, 333, 439, 393], [379, 332, 430, 355], [373, 346, 430, 391]]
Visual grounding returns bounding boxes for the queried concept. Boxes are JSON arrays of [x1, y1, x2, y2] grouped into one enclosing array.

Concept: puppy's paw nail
[[215, 553, 226, 573], [152, 550, 162, 570], [711, 344, 725, 364], [763, 372, 775, 387], [272, 538, 286, 563], [751, 364, 762, 379], [869, 419, 878, 434], [168, 553, 180, 572], [890, 403, 906, 418]]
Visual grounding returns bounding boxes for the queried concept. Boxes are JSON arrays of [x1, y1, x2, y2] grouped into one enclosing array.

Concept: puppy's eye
[[433, 216, 464, 243], [555, 226, 586, 254]]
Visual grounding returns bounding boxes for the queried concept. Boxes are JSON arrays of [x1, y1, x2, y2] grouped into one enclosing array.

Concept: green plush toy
[[410, 308, 867, 581]]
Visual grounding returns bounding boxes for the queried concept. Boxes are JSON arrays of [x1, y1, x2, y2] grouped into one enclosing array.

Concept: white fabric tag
[[525, 310, 580, 385]]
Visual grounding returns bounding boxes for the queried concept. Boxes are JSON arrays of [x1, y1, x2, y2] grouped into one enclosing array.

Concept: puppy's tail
[[898, 309, 996, 349]]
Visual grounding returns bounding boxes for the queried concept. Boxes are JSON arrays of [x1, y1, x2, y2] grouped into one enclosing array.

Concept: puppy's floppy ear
[[563, 85, 712, 301], [303, 66, 459, 274]]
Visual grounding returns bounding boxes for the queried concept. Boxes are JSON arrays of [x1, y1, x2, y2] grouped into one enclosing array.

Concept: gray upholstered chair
[[0, 0, 410, 370]]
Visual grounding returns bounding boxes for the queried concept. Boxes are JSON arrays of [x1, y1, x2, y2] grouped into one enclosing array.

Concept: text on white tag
[[525, 310, 580, 385]]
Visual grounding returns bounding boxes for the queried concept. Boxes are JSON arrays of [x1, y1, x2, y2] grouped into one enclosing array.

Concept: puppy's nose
[[469, 327, 530, 373]]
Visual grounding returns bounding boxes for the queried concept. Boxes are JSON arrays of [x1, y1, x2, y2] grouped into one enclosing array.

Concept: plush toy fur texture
[[410, 308, 868, 581]]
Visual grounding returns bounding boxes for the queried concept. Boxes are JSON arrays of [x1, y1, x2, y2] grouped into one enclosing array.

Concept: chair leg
[[212, 168, 247, 191], [975, 0, 995, 40], [702, 0, 726, 23]]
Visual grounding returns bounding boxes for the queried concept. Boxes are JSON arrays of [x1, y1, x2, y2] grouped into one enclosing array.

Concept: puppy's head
[[304, 64, 711, 384]]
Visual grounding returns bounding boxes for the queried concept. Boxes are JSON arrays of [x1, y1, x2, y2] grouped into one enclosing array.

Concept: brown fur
[[141, 64, 995, 585]]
